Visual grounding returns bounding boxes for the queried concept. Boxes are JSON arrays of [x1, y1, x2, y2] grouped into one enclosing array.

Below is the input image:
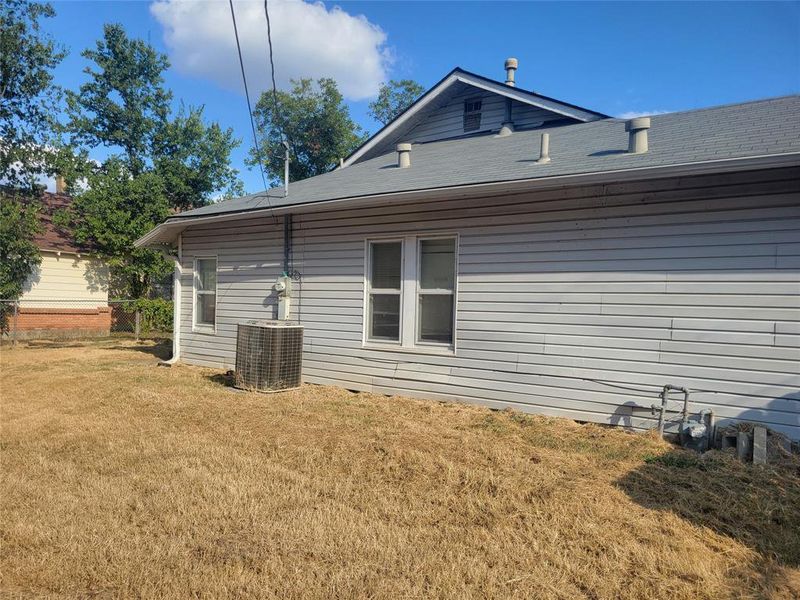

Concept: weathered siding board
[[177, 168, 800, 439]]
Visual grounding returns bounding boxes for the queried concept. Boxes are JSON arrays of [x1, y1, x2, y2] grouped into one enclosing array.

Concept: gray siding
[[369, 88, 569, 158], [406, 89, 563, 142], [178, 167, 800, 439]]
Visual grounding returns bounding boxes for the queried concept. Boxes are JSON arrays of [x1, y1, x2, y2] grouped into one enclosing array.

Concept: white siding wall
[[178, 167, 800, 439], [19, 251, 109, 307]]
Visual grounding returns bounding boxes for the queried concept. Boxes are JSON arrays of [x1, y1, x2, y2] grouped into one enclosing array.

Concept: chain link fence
[[0, 298, 173, 345]]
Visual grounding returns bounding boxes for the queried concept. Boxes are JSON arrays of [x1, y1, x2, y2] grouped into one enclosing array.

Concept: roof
[[13, 192, 88, 254], [342, 67, 608, 166], [168, 95, 800, 222]]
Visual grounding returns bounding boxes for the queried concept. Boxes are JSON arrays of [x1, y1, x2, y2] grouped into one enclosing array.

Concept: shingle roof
[[11, 192, 89, 254], [171, 95, 800, 221]]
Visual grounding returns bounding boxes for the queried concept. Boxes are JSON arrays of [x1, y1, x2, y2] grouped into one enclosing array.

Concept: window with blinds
[[367, 241, 402, 342]]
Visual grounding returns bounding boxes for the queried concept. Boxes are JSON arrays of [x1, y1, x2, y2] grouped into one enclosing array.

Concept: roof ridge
[[451, 67, 609, 118], [613, 93, 800, 121]]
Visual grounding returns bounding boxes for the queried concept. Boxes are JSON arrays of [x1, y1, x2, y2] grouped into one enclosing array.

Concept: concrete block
[[753, 427, 767, 465], [737, 431, 752, 462]]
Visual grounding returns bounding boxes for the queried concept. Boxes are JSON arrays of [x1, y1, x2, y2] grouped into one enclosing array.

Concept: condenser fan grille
[[234, 321, 303, 392]]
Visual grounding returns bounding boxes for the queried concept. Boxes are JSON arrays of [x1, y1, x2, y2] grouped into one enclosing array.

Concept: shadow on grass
[[615, 449, 800, 567], [206, 371, 236, 388], [95, 338, 173, 360]]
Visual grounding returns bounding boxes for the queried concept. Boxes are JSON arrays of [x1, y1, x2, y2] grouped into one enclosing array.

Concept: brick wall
[[13, 306, 111, 339]]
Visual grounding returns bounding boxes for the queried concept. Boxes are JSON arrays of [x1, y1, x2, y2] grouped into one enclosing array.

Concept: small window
[[463, 99, 482, 132], [194, 258, 217, 329], [417, 238, 455, 344], [367, 241, 402, 342]]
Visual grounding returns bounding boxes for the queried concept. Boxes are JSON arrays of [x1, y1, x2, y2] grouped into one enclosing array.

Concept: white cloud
[[150, 0, 389, 101], [616, 109, 670, 119]]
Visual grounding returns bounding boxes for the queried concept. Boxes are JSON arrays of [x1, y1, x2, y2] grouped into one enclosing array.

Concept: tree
[[65, 158, 171, 299], [249, 78, 367, 183], [0, 0, 68, 189], [63, 25, 243, 297], [66, 24, 171, 178], [0, 195, 41, 302], [152, 104, 245, 211], [368, 79, 425, 126]]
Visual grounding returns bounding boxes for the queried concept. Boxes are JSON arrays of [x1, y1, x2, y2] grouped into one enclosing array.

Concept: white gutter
[[159, 233, 182, 366], [135, 152, 800, 249]]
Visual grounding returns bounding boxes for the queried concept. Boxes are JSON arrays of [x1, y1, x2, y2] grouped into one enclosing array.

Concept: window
[[463, 99, 482, 132], [365, 235, 457, 350], [194, 258, 217, 329], [417, 238, 455, 344], [366, 241, 402, 342]]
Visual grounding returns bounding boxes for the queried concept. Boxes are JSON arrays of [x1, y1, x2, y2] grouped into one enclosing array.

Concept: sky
[[42, 0, 800, 194]]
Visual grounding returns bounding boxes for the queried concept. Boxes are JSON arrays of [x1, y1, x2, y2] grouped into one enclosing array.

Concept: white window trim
[[192, 256, 218, 333], [363, 233, 458, 354]]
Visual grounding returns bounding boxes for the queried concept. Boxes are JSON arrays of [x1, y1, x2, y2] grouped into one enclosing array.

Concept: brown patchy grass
[[1, 339, 798, 599]]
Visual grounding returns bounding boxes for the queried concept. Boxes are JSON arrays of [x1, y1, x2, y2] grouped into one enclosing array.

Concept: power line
[[263, 0, 286, 141], [228, 0, 277, 219]]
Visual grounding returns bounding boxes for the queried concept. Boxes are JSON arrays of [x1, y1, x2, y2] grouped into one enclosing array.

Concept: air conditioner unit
[[234, 320, 303, 392]]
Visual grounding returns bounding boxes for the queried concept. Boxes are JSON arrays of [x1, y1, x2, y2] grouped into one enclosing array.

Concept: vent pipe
[[397, 143, 411, 168], [282, 140, 290, 196], [625, 117, 651, 154], [504, 58, 518, 87], [535, 133, 551, 164], [498, 98, 514, 137]]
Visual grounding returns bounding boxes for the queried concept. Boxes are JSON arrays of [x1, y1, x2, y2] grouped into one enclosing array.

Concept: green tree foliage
[[0, 195, 41, 301], [152, 104, 245, 210], [368, 79, 425, 126], [65, 158, 171, 299], [0, 0, 69, 189], [62, 25, 243, 297], [249, 78, 367, 183], [66, 23, 170, 177]]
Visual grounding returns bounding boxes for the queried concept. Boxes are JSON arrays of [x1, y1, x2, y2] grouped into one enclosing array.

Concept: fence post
[[134, 310, 141, 341], [12, 301, 19, 347]]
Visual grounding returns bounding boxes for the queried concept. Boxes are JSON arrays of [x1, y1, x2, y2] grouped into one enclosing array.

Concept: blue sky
[[43, 0, 800, 193]]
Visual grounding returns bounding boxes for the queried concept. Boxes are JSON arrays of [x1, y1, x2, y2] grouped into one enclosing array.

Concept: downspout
[[160, 233, 182, 366], [283, 214, 292, 275]]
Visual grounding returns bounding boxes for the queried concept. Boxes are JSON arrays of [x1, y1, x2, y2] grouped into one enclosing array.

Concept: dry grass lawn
[[1, 339, 798, 599]]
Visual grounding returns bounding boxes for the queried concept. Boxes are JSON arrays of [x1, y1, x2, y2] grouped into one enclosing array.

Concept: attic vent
[[463, 99, 482, 132]]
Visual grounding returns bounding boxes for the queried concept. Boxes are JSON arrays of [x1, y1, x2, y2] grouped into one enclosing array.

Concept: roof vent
[[535, 133, 551, 164], [504, 58, 518, 87], [625, 117, 651, 154], [397, 143, 411, 168]]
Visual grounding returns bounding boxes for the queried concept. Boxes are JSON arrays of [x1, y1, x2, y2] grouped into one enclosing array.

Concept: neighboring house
[[15, 188, 111, 339], [137, 62, 800, 440]]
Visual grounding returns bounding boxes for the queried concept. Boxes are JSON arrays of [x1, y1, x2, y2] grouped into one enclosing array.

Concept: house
[[14, 185, 111, 339], [136, 61, 800, 440]]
